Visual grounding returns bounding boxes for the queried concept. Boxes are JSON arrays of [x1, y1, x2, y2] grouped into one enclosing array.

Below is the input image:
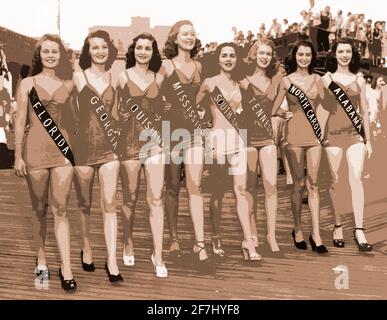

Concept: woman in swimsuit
[[240, 38, 281, 252], [160, 20, 210, 264], [71, 30, 123, 282], [14, 34, 77, 291], [114, 33, 167, 277], [273, 40, 328, 254], [197, 42, 261, 261], [322, 38, 373, 252]]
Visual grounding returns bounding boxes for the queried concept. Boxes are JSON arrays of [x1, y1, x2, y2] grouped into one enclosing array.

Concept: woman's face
[[40, 40, 60, 69], [296, 45, 312, 69], [376, 77, 385, 88], [335, 43, 353, 68], [176, 24, 196, 52], [219, 46, 237, 73], [134, 38, 153, 65], [88, 37, 109, 65], [256, 44, 273, 70]]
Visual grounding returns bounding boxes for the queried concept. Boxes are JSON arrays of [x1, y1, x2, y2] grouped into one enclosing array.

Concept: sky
[[0, 0, 385, 50]]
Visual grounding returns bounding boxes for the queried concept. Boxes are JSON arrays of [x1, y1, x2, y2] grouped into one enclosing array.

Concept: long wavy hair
[[163, 20, 201, 59], [246, 38, 279, 78], [284, 40, 317, 75], [215, 42, 246, 82], [125, 33, 162, 72], [325, 38, 361, 74], [79, 30, 118, 71], [31, 34, 72, 80]]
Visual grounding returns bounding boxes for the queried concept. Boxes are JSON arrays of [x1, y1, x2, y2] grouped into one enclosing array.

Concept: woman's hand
[[14, 157, 27, 177], [365, 140, 373, 159]]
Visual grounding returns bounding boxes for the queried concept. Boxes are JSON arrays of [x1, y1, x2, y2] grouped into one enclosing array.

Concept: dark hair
[[325, 38, 361, 73], [215, 42, 246, 81], [20, 64, 31, 79], [31, 34, 72, 80], [246, 38, 279, 78], [163, 20, 201, 59], [79, 30, 118, 71], [125, 33, 162, 72], [285, 40, 317, 74]]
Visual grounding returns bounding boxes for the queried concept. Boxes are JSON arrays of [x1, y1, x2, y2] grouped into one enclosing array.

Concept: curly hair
[[125, 33, 162, 72], [284, 40, 317, 75], [215, 42, 246, 82], [31, 34, 72, 80], [325, 38, 361, 74], [246, 38, 279, 78], [163, 20, 201, 59], [79, 30, 118, 71]]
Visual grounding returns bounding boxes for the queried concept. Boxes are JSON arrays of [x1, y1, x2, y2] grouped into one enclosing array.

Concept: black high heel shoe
[[58, 268, 77, 292], [354, 228, 373, 252], [35, 257, 50, 279], [170, 238, 182, 259], [81, 251, 95, 272], [291, 230, 307, 250], [105, 263, 123, 283], [332, 224, 345, 248], [309, 235, 328, 254], [193, 241, 209, 263]]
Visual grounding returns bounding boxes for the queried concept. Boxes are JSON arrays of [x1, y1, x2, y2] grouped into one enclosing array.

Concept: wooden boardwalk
[[1, 140, 387, 299]]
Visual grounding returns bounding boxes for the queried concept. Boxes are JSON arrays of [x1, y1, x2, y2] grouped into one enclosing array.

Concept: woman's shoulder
[[18, 77, 34, 94]]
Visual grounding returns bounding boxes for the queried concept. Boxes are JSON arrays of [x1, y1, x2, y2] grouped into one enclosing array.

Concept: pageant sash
[[328, 81, 367, 142], [245, 86, 274, 138], [287, 84, 323, 143], [82, 85, 121, 152], [29, 87, 75, 166], [166, 72, 203, 131], [119, 87, 163, 147], [210, 86, 240, 132]]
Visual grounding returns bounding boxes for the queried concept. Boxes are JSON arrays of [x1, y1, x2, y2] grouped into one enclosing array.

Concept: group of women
[[13, 19, 374, 292]]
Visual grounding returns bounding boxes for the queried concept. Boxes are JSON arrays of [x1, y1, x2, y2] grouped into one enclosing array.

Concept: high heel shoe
[[211, 236, 225, 257], [354, 228, 373, 252], [309, 235, 328, 254], [332, 224, 345, 248], [251, 234, 259, 248], [81, 251, 95, 272], [151, 254, 168, 278], [105, 263, 123, 283], [193, 241, 209, 262], [291, 230, 307, 250], [241, 238, 262, 261], [35, 257, 50, 279], [123, 251, 135, 266], [58, 268, 77, 292], [170, 238, 182, 259]]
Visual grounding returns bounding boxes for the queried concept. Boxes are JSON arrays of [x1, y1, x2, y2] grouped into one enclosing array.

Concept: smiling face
[[176, 24, 196, 52], [296, 45, 312, 70], [40, 40, 60, 69], [134, 38, 153, 65], [88, 37, 109, 65], [335, 43, 353, 68], [219, 46, 237, 73], [256, 44, 273, 70]]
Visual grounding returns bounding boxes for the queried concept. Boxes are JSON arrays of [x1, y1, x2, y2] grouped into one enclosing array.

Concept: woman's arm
[[14, 78, 31, 176], [358, 76, 372, 157]]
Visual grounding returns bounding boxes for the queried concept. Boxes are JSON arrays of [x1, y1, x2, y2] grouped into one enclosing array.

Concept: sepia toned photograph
[[0, 0, 387, 304]]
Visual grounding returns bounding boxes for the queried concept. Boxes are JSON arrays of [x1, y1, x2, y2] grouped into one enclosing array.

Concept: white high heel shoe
[[151, 254, 168, 278], [123, 251, 135, 266]]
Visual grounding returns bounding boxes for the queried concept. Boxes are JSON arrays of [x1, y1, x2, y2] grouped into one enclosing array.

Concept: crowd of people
[[0, 3, 386, 294]]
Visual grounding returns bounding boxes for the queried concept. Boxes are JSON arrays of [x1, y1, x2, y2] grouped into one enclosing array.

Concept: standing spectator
[[371, 21, 383, 66], [355, 14, 367, 56], [344, 13, 356, 38], [366, 19, 373, 59], [268, 19, 282, 39], [299, 10, 312, 36], [317, 5, 332, 52], [335, 10, 344, 38], [283, 19, 289, 34]]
